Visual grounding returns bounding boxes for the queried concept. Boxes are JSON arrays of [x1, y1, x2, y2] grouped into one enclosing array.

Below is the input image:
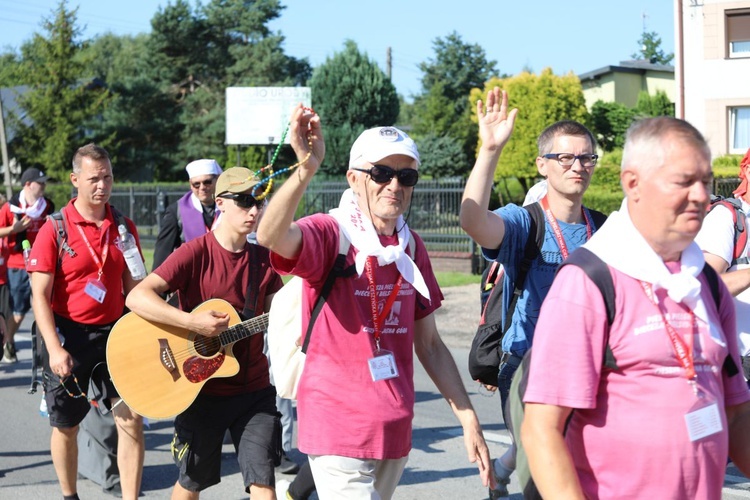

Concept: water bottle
[[39, 391, 48, 418], [116, 225, 147, 280], [22, 239, 31, 269]]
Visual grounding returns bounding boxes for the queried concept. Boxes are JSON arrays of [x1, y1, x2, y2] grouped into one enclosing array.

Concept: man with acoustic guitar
[[125, 167, 283, 500], [28, 143, 145, 500]]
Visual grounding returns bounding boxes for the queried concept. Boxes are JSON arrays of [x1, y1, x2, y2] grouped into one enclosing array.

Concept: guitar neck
[[219, 314, 269, 346]]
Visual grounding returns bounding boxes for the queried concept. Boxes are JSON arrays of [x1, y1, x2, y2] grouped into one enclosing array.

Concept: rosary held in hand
[[228, 106, 317, 201]]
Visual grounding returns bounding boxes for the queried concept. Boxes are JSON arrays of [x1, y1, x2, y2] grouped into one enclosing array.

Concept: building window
[[730, 107, 750, 153], [727, 10, 750, 58]]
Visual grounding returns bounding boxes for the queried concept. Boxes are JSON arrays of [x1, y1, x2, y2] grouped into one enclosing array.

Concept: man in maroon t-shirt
[[127, 167, 283, 499]]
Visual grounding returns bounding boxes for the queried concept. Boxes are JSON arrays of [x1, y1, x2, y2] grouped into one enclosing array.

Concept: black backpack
[[508, 247, 733, 499], [468, 203, 607, 386]]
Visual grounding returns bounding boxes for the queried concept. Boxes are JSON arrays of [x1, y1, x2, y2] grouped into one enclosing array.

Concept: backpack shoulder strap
[[48, 207, 76, 263], [110, 205, 126, 230], [301, 228, 354, 353], [559, 247, 618, 370], [587, 208, 608, 231], [501, 203, 546, 333], [699, 262, 740, 377]]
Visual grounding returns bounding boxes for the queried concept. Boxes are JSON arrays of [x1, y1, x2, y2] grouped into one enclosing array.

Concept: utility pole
[[0, 91, 12, 200], [386, 47, 392, 79]]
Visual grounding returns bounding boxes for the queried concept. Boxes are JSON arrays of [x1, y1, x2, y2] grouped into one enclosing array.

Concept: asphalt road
[[2, 312, 750, 499]]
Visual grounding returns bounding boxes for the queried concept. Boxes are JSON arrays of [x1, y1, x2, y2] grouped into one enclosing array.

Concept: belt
[[499, 352, 524, 368]]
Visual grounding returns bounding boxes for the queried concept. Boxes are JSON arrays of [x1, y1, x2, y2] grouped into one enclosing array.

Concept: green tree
[[11, 1, 110, 181], [309, 40, 399, 175], [417, 133, 468, 178], [635, 89, 675, 117], [632, 31, 674, 65], [0, 53, 25, 87], [412, 32, 498, 163], [469, 69, 590, 194], [147, 0, 311, 177], [591, 100, 637, 152]]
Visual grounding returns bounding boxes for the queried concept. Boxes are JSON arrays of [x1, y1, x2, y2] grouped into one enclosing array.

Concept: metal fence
[[105, 178, 473, 254], [97, 176, 742, 259]]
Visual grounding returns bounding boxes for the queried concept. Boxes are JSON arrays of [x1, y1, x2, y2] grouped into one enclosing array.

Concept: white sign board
[[225, 87, 312, 145]]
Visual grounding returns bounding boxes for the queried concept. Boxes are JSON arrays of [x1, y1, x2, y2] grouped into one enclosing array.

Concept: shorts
[[7, 268, 31, 316], [171, 386, 281, 493], [43, 316, 117, 428]]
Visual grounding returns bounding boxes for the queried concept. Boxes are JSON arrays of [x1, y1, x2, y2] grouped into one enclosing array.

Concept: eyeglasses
[[60, 374, 88, 399], [352, 165, 419, 187], [191, 178, 215, 189], [542, 153, 598, 168], [218, 193, 264, 210]]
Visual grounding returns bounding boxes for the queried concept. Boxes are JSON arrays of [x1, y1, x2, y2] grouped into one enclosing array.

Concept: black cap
[[20, 167, 47, 185]]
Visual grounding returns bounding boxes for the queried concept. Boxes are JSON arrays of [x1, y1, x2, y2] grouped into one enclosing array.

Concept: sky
[[0, 0, 676, 100]]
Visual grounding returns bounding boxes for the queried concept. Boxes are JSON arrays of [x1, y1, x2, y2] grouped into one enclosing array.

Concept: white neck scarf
[[9, 192, 47, 219], [584, 198, 723, 346], [329, 188, 430, 301]]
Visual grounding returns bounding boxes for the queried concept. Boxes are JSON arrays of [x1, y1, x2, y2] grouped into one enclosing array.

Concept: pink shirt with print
[[270, 214, 443, 460], [524, 261, 750, 499]]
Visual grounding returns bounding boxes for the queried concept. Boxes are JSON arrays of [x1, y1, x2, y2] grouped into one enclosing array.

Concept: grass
[[143, 246, 478, 288]]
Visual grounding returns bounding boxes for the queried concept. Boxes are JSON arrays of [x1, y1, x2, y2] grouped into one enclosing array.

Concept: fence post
[[156, 188, 166, 232], [129, 185, 135, 221]]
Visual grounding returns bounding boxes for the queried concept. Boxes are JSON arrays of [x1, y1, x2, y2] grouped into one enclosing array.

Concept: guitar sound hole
[[194, 335, 221, 357]]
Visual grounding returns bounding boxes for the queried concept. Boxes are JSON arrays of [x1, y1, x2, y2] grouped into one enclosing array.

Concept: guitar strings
[[155, 319, 266, 364]]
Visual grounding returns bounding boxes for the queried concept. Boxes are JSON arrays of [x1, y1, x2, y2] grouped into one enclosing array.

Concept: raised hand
[[289, 104, 325, 178], [476, 87, 518, 153]]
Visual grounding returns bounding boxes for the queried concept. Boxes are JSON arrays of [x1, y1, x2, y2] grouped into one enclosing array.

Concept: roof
[[0, 85, 31, 141], [578, 60, 675, 82]]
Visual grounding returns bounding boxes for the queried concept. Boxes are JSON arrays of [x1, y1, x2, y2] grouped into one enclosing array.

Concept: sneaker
[[489, 458, 512, 498], [1, 343, 17, 364], [276, 452, 300, 474], [275, 478, 291, 499], [102, 483, 123, 498]]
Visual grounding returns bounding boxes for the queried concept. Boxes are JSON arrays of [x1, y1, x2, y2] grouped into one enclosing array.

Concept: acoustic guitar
[[106, 298, 268, 419]]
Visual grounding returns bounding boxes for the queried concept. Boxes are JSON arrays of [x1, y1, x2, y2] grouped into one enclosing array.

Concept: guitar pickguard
[[183, 354, 225, 383]]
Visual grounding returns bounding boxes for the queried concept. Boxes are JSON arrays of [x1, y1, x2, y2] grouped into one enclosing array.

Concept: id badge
[[368, 350, 399, 381], [84, 278, 107, 304], [685, 393, 723, 442]]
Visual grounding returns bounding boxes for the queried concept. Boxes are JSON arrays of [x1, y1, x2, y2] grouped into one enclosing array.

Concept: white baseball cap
[[185, 159, 222, 179], [349, 127, 420, 168]]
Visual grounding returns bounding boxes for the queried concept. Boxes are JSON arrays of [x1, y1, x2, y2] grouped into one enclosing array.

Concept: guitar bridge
[[158, 339, 180, 381]]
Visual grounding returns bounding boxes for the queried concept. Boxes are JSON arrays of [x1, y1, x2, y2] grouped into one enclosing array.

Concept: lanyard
[[539, 196, 593, 259], [75, 224, 109, 281], [365, 256, 403, 351], [640, 281, 697, 381]]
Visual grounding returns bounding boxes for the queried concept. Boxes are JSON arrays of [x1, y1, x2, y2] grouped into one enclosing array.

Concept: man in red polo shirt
[[28, 143, 145, 500]]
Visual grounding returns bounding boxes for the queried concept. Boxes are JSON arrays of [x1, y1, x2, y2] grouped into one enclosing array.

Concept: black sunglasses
[[218, 193, 264, 209], [191, 178, 215, 189], [352, 165, 419, 187]]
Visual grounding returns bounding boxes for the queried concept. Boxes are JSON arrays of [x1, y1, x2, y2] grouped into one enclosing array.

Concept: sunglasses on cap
[[217, 193, 264, 210], [352, 165, 419, 187]]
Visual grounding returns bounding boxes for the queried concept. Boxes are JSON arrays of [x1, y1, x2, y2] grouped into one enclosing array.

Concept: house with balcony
[[676, 0, 750, 156]]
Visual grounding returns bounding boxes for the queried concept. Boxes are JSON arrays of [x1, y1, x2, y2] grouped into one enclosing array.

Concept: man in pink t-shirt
[[522, 117, 750, 499], [257, 106, 494, 499]]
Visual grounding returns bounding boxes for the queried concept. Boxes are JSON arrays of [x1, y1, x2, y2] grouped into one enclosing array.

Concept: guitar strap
[[241, 243, 260, 320]]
